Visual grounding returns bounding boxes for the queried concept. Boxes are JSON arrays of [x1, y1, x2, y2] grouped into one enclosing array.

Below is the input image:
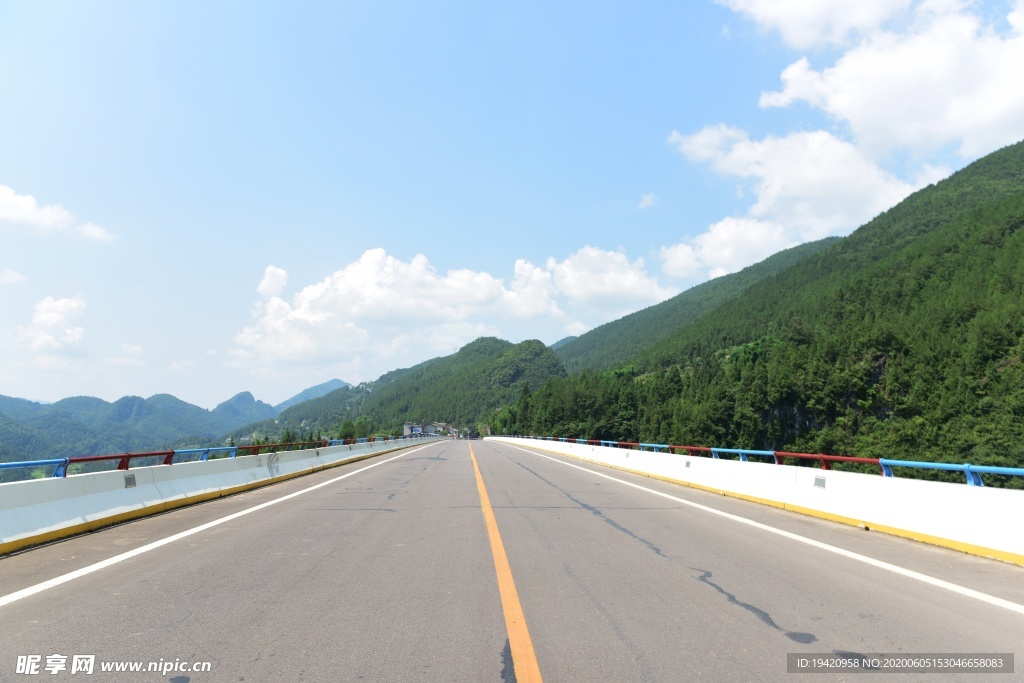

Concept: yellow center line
[[469, 443, 544, 683]]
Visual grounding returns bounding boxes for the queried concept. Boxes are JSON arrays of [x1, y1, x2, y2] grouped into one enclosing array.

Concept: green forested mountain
[[362, 338, 566, 427], [275, 379, 351, 411], [490, 140, 1024, 485], [549, 336, 578, 350], [210, 392, 279, 426], [554, 237, 842, 372], [232, 337, 568, 440], [0, 391, 277, 463]]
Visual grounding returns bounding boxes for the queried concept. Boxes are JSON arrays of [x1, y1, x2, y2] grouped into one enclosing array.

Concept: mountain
[[231, 338, 567, 440], [553, 237, 842, 373], [275, 379, 351, 411], [212, 392, 279, 427], [0, 391, 277, 464], [549, 336, 578, 350], [489, 139, 1024, 484], [0, 413, 56, 466], [359, 338, 566, 428]]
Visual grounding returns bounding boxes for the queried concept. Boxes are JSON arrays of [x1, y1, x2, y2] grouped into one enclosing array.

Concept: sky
[[2, 0, 1024, 409]]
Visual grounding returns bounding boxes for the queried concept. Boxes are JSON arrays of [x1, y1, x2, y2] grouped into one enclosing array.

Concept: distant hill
[[360, 337, 566, 428], [231, 337, 567, 440], [0, 391, 277, 464], [489, 139, 1024, 483], [549, 336, 578, 350], [275, 379, 351, 411], [553, 237, 842, 373], [212, 392, 279, 426]]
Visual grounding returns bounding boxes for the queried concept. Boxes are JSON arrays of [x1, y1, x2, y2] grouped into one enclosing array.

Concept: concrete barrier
[[489, 437, 1024, 566], [0, 437, 440, 555]]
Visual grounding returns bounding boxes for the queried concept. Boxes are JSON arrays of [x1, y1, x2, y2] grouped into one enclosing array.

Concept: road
[[1, 438, 1022, 682]]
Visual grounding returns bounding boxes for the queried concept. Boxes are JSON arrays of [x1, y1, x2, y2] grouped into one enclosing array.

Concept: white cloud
[[1, 268, 26, 284], [504, 259, 561, 317], [0, 185, 74, 230], [0, 185, 114, 241], [671, 127, 923, 236], [546, 246, 676, 313], [76, 222, 115, 242], [230, 249, 516, 373], [759, 1, 1024, 157], [663, 127, 941, 279], [257, 265, 289, 298], [718, 0, 911, 48], [662, 217, 791, 279], [637, 193, 656, 209], [15, 296, 87, 354], [230, 247, 674, 381], [564, 320, 590, 336]]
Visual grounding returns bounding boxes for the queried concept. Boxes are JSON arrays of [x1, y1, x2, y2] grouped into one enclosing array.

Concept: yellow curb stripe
[[498, 441, 1024, 568], [469, 443, 543, 683]]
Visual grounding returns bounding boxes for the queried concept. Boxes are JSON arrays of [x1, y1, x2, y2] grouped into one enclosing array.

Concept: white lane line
[[0, 443, 439, 609], [500, 442, 1024, 617]]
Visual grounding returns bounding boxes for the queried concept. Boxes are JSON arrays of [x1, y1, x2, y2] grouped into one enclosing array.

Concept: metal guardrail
[[0, 458, 70, 478], [506, 435, 1024, 487], [878, 459, 1024, 487], [0, 434, 437, 482], [173, 447, 239, 462]]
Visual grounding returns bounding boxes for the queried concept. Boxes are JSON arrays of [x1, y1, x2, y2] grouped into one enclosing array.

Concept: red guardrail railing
[[774, 451, 882, 471], [65, 450, 177, 472]]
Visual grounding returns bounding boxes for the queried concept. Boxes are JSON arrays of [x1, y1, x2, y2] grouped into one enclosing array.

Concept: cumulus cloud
[[663, 127, 934, 278], [15, 296, 87, 355], [662, 217, 793, 279], [1, 268, 26, 284], [231, 248, 674, 381], [759, 2, 1024, 157], [546, 246, 676, 313], [230, 250, 522, 373], [637, 193, 656, 209], [257, 265, 289, 298], [0, 185, 114, 241], [718, 0, 911, 48]]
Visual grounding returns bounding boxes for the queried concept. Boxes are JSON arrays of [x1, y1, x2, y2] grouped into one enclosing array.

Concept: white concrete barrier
[[0, 437, 441, 555], [489, 437, 1024, 566]]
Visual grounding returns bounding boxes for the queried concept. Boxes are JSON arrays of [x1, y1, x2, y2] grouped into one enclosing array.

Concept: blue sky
[[2, 0, 1023, 408]]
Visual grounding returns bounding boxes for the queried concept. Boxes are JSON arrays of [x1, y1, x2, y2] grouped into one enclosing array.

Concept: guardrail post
[[880, 459, 894, 477], [51, 459, 70, 478], [964, 464, 984, 487]]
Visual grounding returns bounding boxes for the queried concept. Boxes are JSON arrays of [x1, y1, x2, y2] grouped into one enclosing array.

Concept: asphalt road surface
[[2, 438, 1022, 682]]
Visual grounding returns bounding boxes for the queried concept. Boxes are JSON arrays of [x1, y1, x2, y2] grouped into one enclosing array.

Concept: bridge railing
[[507, 435, 1024, 487], [0, 433, 438, 482], [0, 458, 71, 479]]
